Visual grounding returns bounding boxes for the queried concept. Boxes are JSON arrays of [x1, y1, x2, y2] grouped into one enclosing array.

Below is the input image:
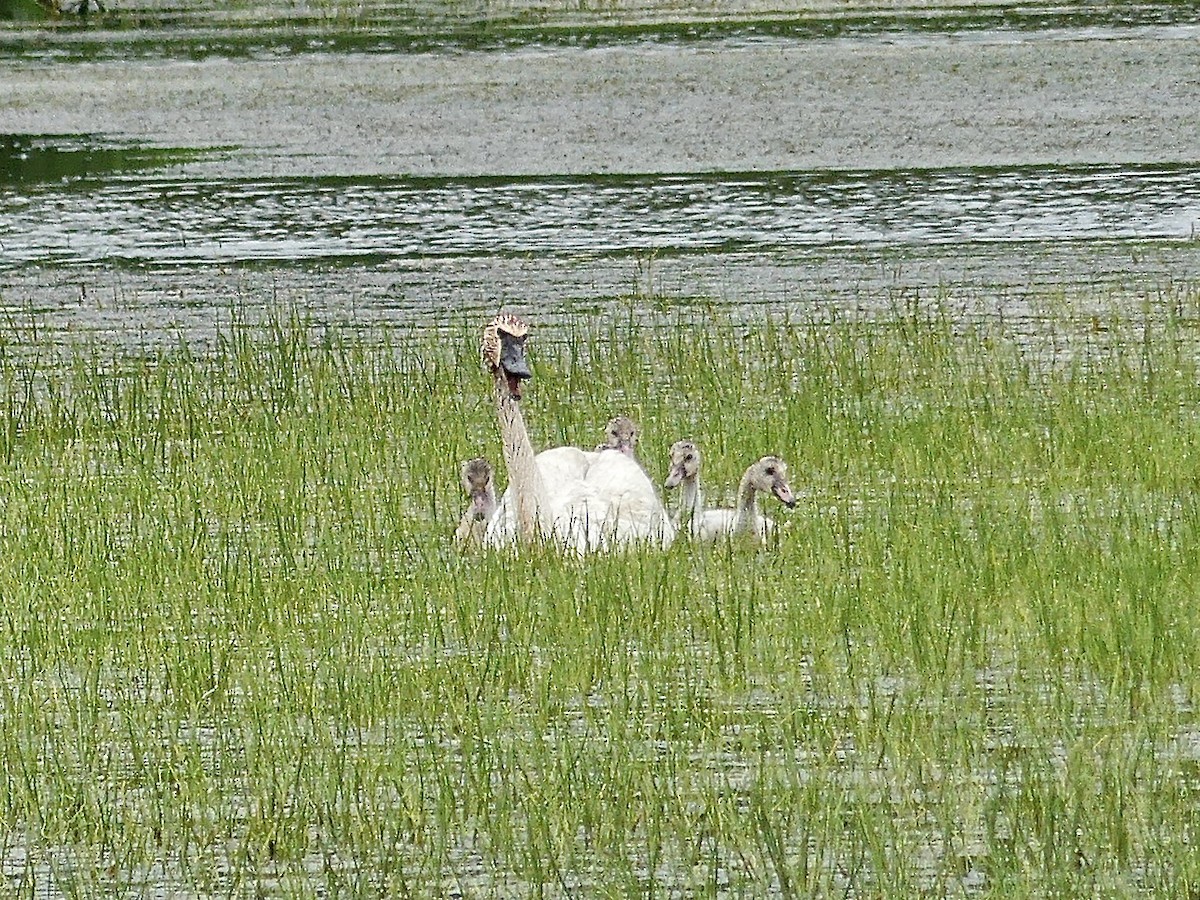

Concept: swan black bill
[[499, 333, 532, 399]]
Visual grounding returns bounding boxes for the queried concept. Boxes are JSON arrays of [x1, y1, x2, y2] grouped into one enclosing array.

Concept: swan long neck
[[731, 467, 761, 535], [493, 374, 549, 541]]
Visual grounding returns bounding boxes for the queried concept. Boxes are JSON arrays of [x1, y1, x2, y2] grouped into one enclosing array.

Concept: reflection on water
[[4, 163, 1198, 267], [2, 153, 1199, 346]]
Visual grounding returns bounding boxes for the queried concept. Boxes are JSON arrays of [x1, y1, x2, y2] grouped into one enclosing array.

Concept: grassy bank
[[2, 306, 1200, 896]]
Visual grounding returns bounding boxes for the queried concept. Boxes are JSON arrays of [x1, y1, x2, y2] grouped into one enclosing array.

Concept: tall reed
[[1, 302, 1198, 896]]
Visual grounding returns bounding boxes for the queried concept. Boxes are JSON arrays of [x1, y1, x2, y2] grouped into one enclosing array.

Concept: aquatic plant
[[1, 303, 1199, 896]]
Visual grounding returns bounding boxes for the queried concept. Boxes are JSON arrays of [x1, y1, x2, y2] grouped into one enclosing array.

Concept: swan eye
[[764, 466, 776, 476]]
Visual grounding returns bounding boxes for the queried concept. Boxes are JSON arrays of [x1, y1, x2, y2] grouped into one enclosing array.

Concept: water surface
[[2, 151, 1198, 346], [1, 3, 1199, 345]]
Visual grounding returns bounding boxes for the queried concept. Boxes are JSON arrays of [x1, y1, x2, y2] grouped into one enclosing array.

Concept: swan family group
[[455, 314, 797, 553]]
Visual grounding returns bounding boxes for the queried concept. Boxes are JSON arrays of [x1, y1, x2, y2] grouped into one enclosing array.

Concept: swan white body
[[480, 316, 675, 553], [485, 446, 674, 551], [665, 440, 796, 543]]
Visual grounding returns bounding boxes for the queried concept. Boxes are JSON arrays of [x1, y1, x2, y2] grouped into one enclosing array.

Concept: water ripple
[[2, 164, 1198, 271]]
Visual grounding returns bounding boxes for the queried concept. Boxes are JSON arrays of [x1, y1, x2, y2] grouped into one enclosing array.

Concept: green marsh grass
[[2, 305, 1200, 896]]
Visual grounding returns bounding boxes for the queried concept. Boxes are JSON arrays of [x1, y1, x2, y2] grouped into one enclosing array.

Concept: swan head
[[664, 439, 700, 489], [749, 456, 797, 508], [460, 457, 496, 518], [597, 416, 639, 456], [481, 313, 532, 399]]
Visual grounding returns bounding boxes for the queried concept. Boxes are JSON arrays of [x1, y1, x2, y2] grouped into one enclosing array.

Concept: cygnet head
[[481, 313, 532, 399], [460, 456, 496, 519], [596, 416, 639, 456], [664, 440, 701, 489], [747, 456, 797, 508]]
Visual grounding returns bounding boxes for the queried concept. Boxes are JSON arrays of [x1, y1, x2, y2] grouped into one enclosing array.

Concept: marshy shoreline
[[4, 1, 1200, 895], [2, 307, 1200, 895]]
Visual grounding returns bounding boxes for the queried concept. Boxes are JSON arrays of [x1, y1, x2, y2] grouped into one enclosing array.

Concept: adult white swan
[[665, 439, 796, 543], [480, 314, 675, 552]]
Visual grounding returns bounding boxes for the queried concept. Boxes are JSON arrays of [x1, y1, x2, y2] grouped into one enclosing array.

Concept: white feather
[[486, 446, 674, 552]]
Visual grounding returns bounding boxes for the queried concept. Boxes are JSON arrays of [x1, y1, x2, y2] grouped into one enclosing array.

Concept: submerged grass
[[2, 304, 1200, 896]]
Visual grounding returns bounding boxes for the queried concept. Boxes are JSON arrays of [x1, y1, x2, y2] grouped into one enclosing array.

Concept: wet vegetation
[[4, 0, 1200, 61], [0, 134, 213, 186], [2, 302, 1200, 895]]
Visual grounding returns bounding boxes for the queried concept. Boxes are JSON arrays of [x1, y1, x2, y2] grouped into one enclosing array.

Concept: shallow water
[[3, 2, 1200, 350], [2, 149, 1199, 348], [5, 164, 1198, 269]]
